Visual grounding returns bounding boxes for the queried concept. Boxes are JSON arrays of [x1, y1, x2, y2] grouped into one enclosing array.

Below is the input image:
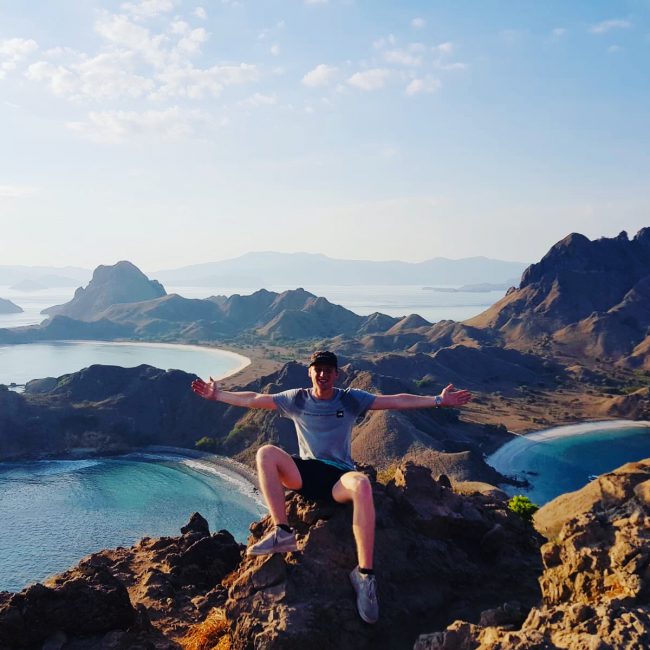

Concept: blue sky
[[1, 0, 648, 269]]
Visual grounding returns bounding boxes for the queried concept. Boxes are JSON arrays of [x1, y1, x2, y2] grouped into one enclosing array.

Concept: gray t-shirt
[[273, 387, 376, 470]]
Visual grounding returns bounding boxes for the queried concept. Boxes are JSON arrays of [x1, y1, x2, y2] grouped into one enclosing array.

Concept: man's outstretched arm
[[191, 377, 277, 409], [369, 383, 472, 410]]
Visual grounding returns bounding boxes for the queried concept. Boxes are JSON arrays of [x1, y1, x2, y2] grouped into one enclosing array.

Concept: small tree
[[508, 495, 539, 523]]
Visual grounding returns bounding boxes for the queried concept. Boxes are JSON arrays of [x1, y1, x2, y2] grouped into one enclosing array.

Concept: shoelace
[[362, 575, 377, 603]]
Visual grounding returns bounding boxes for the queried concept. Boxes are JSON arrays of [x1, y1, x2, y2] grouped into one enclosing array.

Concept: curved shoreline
[[486, 419, 650, 499], [1, 339, 252, 388], [143, 444, 260, 492], [59, 339, 252, 379], [499, 419, 650, 444]]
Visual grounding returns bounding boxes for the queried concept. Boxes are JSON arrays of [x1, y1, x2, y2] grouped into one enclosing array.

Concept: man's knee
[[256, 444, 282, 466], [349, 473, 373, 501]]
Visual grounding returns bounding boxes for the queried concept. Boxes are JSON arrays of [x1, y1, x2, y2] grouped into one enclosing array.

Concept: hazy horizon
[[2, 1, 648, 268]]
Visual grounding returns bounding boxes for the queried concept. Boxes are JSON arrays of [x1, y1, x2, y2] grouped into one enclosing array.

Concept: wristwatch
[[434, 395, 443, 407]]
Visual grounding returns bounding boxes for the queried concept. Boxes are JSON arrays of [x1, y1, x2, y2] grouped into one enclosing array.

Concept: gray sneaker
[[349, 567, 379, 624], [246, 526, 297, 556]]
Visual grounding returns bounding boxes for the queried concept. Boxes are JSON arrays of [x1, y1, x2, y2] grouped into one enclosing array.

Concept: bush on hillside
[[508, 495, 539, 523]]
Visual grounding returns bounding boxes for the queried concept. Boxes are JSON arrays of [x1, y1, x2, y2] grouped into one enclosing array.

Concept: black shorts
[[292, 457, 349, 502]]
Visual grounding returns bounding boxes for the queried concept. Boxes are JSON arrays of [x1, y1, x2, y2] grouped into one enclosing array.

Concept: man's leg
[[332, 471, 379, 624], [255, 444, 302, 526], [331, 471, 375, 569]]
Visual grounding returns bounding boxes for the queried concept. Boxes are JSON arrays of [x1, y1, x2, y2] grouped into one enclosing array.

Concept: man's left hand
[[440, 384, 472, 407]]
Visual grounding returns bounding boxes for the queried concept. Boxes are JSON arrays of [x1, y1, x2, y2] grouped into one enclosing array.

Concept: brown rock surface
[[0, 513, 242, 649], [222, 462, 542, 649], [414, 459, 650, 650]]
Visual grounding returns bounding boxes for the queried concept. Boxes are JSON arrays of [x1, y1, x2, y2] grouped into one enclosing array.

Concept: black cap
[[308, 350, 338, 369]]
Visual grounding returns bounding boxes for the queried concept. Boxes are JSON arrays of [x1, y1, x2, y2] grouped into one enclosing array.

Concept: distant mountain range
[[151, 252, 528, 287], [0, 254, 528, 291], [0, 265, 91, 290]]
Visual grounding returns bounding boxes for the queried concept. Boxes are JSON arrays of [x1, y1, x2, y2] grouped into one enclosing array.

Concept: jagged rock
[[415, 459, 650, 650], [180, 511, 210, 536], [222, 461, 542, 649], [0, 513, 243, 648], [0, 566, 135, 649]]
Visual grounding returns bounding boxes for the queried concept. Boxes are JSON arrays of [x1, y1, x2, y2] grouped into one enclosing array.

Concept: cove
[[0, 451, 265, 592], [0, 340, 249, 386], [487, 420, 650, 505]]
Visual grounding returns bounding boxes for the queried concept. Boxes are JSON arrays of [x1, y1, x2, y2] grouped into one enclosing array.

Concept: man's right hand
[[191, 377, 218, 401]]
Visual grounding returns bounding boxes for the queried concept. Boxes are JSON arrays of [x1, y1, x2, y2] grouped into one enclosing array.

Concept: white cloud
[[411, 18, 425, 30], [552, 27, 567, 37], [406, 76, 440, 96], [431, 42, 466, 71], [95, 12, 169, 68], [0, 184, 37, 199], [26, 51, 156, 100], [26, 61, 77, 97], [434, 42, 453, 55], [384, 49, 421, 66], [347, 68, 390, 91], [240, 92, 276, 107], [66, 107, 205, 143], [305, 0, 328, 4], [121, 0, 175, 18], [152, 63, 259, 100], [0, 38, 38, 76], [589, 19, 632, 34], [0, 38, 39, 58], [302, 63, 338, 87], [270, 43, 280, 56], [608, 44, 623, 53], [76, 52, 155, 99], [373, 34, 396, 50], [174, 27, 209, 58], [194, 7, 207, 20]]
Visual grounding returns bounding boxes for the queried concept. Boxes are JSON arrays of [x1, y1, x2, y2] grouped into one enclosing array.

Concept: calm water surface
[[487, 421, 650, 505], [0, 453, 265, 592], [0, 340, 247, 386]]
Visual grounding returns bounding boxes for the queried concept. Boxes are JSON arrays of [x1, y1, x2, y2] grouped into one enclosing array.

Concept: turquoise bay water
[[0, 340, 247, 386], [0, 453, 265, 592], [487, 421, 650, 505]]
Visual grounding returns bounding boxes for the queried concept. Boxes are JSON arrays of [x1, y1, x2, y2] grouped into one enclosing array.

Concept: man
[[191, 350, 472, 624]]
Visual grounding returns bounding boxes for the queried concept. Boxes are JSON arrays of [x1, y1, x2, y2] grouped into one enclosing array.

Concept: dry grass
[[180, 609, 231, 650], [376, 463, 398, 485]]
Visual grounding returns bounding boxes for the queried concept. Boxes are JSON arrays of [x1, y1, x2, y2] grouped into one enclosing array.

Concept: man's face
[[309, 364, 338, 392]]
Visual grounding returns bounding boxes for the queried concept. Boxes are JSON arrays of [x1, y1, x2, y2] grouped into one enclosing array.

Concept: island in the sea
[[0, 297, 22, 314]]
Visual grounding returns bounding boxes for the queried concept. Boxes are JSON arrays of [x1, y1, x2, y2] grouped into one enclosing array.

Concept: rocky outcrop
[[0, 298, 22, 314], [0, 513, 242, 649], [42, 260, 166, 320], [415, 459, 650, 650], [222, 463, 542, 649], [0, 464, 542, 649]]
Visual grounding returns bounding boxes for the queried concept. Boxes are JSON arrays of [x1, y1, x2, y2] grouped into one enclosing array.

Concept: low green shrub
[[508, 495, 539, 523]]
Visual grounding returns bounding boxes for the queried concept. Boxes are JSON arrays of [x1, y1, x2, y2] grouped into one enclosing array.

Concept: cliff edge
[[415, 459, 650, 650]]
